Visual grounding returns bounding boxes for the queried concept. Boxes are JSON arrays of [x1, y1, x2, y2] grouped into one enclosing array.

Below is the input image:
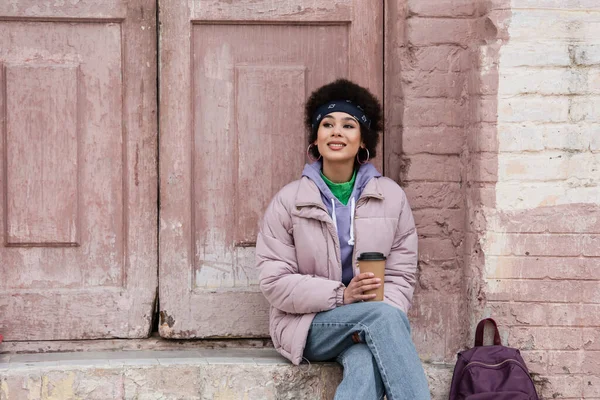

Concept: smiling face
[[314, 112, 363, 167]]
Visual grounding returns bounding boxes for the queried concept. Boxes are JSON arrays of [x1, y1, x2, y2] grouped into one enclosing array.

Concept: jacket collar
[[358, 177, 385, 201], [293, 176, 384, 217]]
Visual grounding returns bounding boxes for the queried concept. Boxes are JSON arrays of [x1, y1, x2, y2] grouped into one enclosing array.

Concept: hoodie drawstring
[[331, 198, 338, 235], [348, 197, 355, 246], [331, 197, 356, 246]]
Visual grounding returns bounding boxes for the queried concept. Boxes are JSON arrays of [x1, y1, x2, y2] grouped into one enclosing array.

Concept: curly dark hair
[[305, 79, 383, 160]]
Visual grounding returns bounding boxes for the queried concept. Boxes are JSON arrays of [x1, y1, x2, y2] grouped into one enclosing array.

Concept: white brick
[[496, 182, 599, 210], [572, 44, 600, 65], [498, 152, 600, 181], [498, 68, 600, 95], [509, 10, 600, 42], [498, 152, 568, 181], [498, 96, 569, 123], [592, 126, 600, 151], [591, 69, 600, 92], [498, 123, 599, 152], [497, 182, 566, 210], [495, 5, 600, 212], [565, 185, 600, 203], [542, 124, 600, 150], [511, 0, 600, 10], [497, 124, 545, 152], [499, 68, 568, 95], [499, 43, 571, 67], [569, 96, 600, 122]]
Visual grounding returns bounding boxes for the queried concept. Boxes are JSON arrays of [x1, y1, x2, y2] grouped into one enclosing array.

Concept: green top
[[320, 170, 357, 206]]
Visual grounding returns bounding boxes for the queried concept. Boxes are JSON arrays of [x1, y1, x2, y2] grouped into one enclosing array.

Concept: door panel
[[160, 0, 383, 337], [0, 0, 157, 340], [192, 0, 352, 21]]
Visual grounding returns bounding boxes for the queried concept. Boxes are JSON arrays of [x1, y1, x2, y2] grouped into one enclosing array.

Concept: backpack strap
[[475, 318, 502, 347]]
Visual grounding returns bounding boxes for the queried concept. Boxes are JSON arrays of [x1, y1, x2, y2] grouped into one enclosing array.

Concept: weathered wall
[[392, 0, 507, 364], [388, 0, 479, 363], [464, 0, 511, 342], [470, 1, 600, 399], [395, 2, 600, 397], [2, 2, 597, 398]]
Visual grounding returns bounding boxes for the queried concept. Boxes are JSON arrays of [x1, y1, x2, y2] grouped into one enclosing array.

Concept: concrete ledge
[[0, 349, 452, 399]]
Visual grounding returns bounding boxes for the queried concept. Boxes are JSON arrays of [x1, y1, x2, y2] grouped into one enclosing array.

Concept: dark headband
[[311, 100, 372, 132]]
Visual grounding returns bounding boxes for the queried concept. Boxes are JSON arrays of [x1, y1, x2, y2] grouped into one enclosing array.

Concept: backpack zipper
[[459, 358, 537, 392], [464, 359, 523, 369]]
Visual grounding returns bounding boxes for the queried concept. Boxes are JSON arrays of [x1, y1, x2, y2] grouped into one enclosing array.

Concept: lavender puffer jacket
[[255, 175, 418, 365]]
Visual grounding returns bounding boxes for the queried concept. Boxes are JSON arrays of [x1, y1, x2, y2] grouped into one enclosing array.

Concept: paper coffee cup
[[357, 252, 386, 301]]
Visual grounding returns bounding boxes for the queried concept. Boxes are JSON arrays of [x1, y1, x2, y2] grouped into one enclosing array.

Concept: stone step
[[0, 349, 452, 399]]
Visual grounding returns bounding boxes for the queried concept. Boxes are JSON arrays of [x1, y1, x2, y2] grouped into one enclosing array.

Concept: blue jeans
[[304, 302, 430, 400]]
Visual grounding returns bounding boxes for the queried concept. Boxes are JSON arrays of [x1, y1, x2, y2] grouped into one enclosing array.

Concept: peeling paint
[[27, 376, 42, 400], [159, 310, 175, 328], [41, 373, 78, 400], [1, 380, 9, 399]]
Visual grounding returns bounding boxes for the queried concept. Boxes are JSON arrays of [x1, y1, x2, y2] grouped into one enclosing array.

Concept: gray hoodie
[[302, 160, 381, 286]]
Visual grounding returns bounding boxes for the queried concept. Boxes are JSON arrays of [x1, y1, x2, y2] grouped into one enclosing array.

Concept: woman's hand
[[343, 273, 382, 304]]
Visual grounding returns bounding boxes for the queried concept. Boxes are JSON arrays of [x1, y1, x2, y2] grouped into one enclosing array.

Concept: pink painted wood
[[159, 0, 383, 338], [0, 0, 157, 340]]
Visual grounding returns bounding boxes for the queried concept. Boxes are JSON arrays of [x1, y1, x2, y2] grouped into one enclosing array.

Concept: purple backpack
[[448, 318, 539, 400]]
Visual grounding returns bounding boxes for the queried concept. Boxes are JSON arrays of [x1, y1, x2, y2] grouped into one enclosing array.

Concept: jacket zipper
[[350, 196, 368, 278], [296, 202, 342, 273], [327, 218, 342, 271], [298, 194, 373, 279]]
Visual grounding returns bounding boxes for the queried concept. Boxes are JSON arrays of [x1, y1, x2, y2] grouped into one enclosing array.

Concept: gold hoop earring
[[307, 144, 322, 162], [357, 148, 370, 165]]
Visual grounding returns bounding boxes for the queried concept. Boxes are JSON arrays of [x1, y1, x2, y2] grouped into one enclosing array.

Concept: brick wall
[[387, 0, 600, 397], [471, 2, 600, 399], [388, 1, 599, 396], [391, 0, 507, 364], [386, 0, 478, 363]]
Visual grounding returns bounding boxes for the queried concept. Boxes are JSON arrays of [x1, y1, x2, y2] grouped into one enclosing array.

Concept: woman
[[255, 79, 430, 400]]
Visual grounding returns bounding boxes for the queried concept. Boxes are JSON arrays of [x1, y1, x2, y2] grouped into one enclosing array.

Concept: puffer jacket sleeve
[[383, 189, 418, 314], [256, 188, 345, 315]]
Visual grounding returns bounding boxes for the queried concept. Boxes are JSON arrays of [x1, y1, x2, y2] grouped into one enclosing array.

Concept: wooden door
[[159, 0, 383, 338], [0, 0, 157, 340]]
